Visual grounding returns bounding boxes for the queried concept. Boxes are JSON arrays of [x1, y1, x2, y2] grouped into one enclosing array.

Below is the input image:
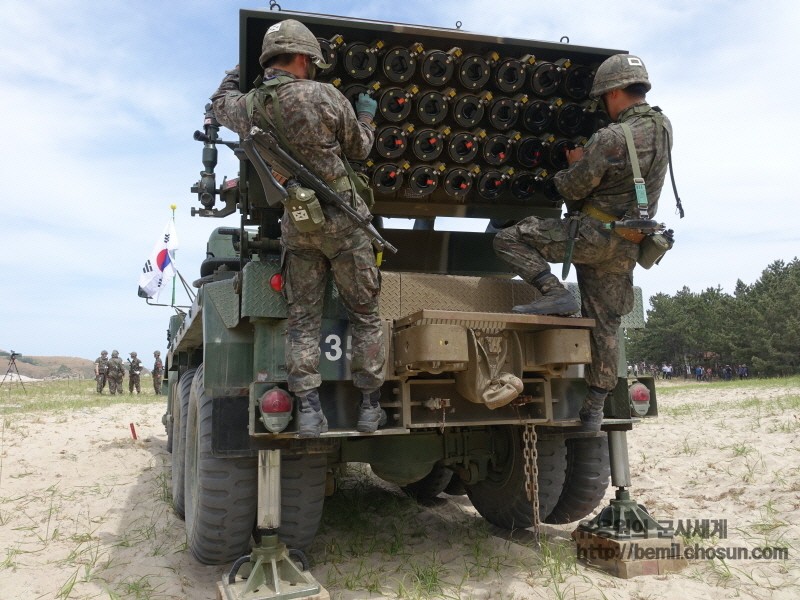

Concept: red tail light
[[260, 387, 292, 413], [269, 273, 283, 292], [258, 387, 293, 433], [628, 382, 651, 417]]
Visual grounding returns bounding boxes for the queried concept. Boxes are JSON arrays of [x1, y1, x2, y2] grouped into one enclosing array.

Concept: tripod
[[0, 352, 27, 393]]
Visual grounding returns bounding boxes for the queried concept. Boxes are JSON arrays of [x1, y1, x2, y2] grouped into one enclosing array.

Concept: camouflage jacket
[[210, 67, 375, 237], [94, 357, 108, 374], [553, 102, 672, 219], [153, 358, 163, 376], [128, 358, 142, 376], [107, 357, 125, 377]]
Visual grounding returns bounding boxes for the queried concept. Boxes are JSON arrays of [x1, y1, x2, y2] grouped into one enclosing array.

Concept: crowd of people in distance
[[627, 361, 750, 382]]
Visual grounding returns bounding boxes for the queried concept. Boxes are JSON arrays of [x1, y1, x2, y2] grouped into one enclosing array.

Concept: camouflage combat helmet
[[154, 350, 161, 356], [258, 19, 331, 69], [590, 54, 651, 99], [112, 350, 119, 358], [101, 350, 108, 356], [130, 351, 137, 358]]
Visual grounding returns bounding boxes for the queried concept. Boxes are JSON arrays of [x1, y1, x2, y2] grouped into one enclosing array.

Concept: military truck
[[162, 7, 658, 575]]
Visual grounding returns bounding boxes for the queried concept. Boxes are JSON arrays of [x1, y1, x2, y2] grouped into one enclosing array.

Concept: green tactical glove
[[355, 92, 377, 119]]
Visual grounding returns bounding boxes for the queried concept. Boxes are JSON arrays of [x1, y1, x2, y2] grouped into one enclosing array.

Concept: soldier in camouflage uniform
[[94, 350, 109, 394], [152, 350, 164, 394], [128, 351, 142, 394], [106, 350, 125, 395], [211, 20, 385, 437], [494, 54, 672, 430]]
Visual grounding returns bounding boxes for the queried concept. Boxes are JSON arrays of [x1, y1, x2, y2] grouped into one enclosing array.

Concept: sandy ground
[[1, 380, 799, 599]]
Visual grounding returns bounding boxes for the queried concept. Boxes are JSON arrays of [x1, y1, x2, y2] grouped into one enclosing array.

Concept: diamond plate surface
[[241, 259, 349, 320], [380, 272, 645, 328], [204, 279, 240, 329]]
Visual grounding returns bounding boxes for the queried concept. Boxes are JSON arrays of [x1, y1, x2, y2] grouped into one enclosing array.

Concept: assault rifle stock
[[241, 126, 397, 255]]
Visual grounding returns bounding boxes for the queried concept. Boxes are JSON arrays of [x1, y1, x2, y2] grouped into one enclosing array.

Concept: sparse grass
[[680, 435, 699, 456], [0, 378, 163, 414]]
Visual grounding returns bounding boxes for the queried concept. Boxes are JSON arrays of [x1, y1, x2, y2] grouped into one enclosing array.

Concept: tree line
[[627, 258, 800, 377]]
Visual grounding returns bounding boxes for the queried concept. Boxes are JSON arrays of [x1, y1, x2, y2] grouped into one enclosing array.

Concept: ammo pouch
[[637, 232, 674, 269], [285, 183, 325, 232]]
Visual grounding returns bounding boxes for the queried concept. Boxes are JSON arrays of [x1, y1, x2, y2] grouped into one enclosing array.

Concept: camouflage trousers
[[129, 374, 141, 394], [153, 374, 163, 394], [108, 375, 124, 395], [95, 374, 107, 393], [494, 214, 639, 391], [282, 227, 385, 394]]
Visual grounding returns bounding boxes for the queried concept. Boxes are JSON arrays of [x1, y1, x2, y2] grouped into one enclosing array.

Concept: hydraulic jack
[[219, 450, 325, 600]]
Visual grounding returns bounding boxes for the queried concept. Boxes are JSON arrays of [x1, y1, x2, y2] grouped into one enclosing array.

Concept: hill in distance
[[0, 350, 150, 380]]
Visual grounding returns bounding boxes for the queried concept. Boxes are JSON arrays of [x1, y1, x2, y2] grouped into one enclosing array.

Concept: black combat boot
[[512, 272, 580, 316], [297, 389, 328, 438], [579, 387, 608, 431], [357, 389, 387, 433]]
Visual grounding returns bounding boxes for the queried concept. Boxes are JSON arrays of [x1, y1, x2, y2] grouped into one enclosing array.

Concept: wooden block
[[572, 528, 688, 579]]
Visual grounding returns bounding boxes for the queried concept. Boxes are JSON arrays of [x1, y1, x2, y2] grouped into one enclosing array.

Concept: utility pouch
[[637, 232, 673, 269], [353, 171, 374, 209], [284, 184, 326, 232]]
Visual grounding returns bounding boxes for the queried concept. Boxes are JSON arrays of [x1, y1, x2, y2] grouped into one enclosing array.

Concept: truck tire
[[545, 436, 610, 524], [171, 367, 196, 518], [537, 436, 569, 520], [185, 364, 258, 565], [277, 453, 328, 551], [465, 427, 567, 529], [165, 377, 179, 453], [401, 464, 454, 502]]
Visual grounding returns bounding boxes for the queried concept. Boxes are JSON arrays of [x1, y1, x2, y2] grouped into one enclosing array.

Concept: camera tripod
[[0, 352, 26, 393]]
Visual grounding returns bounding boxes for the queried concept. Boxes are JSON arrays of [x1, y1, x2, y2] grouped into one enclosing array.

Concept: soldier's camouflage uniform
[[494, 103, 672, 391], [128, 356, 142, 394], [211, 67, 385, 394], [107, 356, 125, 395], [152, 353, 164, 394], [94, 354, 109, 393]]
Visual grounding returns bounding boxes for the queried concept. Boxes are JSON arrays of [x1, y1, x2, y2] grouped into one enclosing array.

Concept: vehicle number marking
[[323, 334, 352, 361]]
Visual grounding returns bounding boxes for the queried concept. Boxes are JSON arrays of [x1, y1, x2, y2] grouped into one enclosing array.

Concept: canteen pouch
[[637, 232, 673, 269], [284, 184, 325, 232]]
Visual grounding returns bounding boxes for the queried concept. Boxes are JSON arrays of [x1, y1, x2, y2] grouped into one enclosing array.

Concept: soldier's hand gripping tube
[[246, 126, 398, 255]]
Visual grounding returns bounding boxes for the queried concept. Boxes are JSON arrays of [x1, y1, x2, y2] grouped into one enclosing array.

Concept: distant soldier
[[152, 350, 164, 394], [128, 352, 142, 394], [94, 350, 109, 394], [106, 350, 125, 395]]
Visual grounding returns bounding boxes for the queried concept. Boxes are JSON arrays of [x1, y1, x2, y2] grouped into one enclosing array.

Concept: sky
[[1, 0, 799, 362]]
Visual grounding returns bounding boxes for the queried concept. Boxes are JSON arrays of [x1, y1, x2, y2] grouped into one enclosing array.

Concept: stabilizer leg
[[219, 450, 325, 600], [573, 430, 687, 578]]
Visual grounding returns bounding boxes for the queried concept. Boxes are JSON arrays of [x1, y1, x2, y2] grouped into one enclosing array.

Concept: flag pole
[[170, 203, 177, 307]]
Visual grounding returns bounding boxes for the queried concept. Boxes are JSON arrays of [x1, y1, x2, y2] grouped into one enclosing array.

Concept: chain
[[522, 423, 540, 543]]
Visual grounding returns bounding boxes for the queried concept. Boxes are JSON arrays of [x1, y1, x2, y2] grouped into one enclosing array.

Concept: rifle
[[240, 126, 397, 255]]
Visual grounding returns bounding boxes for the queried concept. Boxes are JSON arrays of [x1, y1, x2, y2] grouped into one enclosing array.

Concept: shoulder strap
[[621, 109, 685, 220], [619, 121, 649, 220], [652, 106, 684, 218]]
